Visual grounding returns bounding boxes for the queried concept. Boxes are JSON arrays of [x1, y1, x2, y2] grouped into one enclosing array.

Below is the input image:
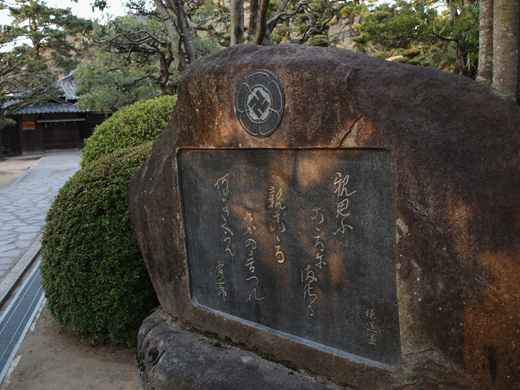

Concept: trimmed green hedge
[[80, 95, 176, 167], [41, 143, 157, 347]]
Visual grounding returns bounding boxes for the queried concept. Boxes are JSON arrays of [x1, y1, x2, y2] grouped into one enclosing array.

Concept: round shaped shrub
[[41, 143, 157, 347], [80, 94, 176, 167]]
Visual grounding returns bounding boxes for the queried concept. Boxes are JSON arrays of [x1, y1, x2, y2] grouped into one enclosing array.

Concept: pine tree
[[7, 0, 92, 73]]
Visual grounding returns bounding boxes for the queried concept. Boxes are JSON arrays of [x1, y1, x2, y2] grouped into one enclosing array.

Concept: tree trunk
[[230, 0, 244, 45], [455, 43, 477, 78], [262, 0, 289, 45], [518, 8, 520, 104], [476, 0, 493, 85], [491, 0, 519, 100], [153, 0, 188, 72], [0, 131, 4, 162], [247, 0, 259, 43], [166, 0, 198, 63], [255, 0, 270, 45]]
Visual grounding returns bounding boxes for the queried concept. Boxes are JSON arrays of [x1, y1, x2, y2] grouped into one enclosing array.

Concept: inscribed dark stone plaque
[[178, 149, 400, 369]]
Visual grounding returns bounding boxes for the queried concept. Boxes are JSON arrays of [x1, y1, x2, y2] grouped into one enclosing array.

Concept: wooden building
[[2, 74, 109, 157]]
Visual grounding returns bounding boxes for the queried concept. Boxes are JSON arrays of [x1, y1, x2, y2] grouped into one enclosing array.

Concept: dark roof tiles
[[13, 103, 89, 115], [56, 74, 78, 101], [8, 72, 89, 115]]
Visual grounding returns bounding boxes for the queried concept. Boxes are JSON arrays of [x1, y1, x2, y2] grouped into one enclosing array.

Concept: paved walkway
[[0, 152, 81, 283]]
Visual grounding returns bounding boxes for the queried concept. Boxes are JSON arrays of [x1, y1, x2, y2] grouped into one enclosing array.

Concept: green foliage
[[353, 0, 479, 77], [75, 15, 170, 111], [80, 95, 176, 167], [75, 50, 164, 111], [0, 0, 90, 131], [0, 46, 63, 137], [7, 0, 92, 73], [40, 143, 158, 347], [267, 0, 343, 45], [74, 12, 223, 106], [193, 33, 222, 57]]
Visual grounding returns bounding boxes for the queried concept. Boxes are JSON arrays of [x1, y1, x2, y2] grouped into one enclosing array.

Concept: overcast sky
[[0, 0, 129, 25]]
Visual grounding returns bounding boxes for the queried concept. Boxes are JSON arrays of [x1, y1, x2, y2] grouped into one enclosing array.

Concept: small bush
[[80, 95, 176, 167], [41, 143, 157, 347]]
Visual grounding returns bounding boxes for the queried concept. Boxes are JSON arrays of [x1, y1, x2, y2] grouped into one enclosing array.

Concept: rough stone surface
[[129, 44, 520, 389], [137, 309, 336, 390]]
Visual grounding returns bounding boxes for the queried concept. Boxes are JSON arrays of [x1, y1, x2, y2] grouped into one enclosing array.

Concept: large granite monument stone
[[129, 44, 520, 389]]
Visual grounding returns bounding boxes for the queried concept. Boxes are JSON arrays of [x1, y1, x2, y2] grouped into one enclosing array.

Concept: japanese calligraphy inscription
[[178, 149, 400, 368]]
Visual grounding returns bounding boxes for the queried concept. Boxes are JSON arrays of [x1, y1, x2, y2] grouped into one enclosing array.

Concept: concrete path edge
[[0, 234, 41, 308]]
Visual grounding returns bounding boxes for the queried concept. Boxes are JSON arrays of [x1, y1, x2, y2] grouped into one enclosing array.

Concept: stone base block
[[137, 308, 335, 390]]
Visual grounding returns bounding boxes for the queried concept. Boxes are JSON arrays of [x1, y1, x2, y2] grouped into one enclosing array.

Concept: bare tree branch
[[153, 0, 187, 71], [165, 0, 197, 63], [189, 21, 230, 47]]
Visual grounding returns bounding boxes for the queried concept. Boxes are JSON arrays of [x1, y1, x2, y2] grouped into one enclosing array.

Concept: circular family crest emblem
[[235, 69, 285, 137]]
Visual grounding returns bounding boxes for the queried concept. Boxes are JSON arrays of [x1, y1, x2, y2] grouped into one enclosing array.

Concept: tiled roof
[[56, 73, 78, 101], [13, 103, 89, 115], [7, 72, 92, 115]]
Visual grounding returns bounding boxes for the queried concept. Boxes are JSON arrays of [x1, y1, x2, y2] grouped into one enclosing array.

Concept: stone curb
[[0, 234, 41, 309]]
